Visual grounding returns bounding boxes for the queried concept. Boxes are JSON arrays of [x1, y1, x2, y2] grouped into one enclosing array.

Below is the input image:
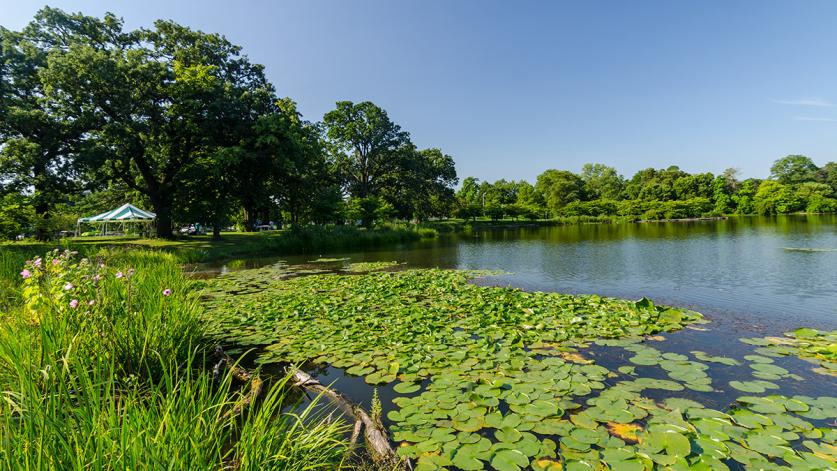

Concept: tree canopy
[[1, 9, 458, 239]]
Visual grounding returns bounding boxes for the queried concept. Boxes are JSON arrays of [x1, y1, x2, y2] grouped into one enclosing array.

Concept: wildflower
[[115, 271, 124, 279], [162, 288, 172, 297], [52, 259, 59, 266], [33, 258, 42, 268], [93, 275, 101, 282], [20, 269, 32, 279], [127, 268, 135, 276], [88, 300, 95, 306], [69, 299, 79, 309], [63, 282, 74, 291]]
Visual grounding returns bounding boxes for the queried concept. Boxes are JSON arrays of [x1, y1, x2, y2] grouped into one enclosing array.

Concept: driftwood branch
[[287, 366, 407, 468], [213, 347, 407, 469]]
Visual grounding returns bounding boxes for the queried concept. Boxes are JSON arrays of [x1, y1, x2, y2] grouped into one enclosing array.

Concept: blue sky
[[4, 1, 837, 182]]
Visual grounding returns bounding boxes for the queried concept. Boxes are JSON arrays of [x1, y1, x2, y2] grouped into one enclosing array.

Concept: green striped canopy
[[78, 203, 156, 223]]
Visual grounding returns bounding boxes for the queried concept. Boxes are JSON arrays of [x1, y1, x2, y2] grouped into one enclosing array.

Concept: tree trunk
[[34, 200, 51, 241], [154, 200, 174, 238], [243, 207, 257, 231], [212, 224, 221, 240]]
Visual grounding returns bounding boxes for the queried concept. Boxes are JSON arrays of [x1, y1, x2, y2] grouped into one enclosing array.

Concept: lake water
[[195, 214, 837, 335], [201, 215, 837, 448]]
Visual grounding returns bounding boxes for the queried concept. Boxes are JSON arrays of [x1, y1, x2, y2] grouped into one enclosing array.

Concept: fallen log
[[287, 366, 407, 469], [213, 347, 407, 469]]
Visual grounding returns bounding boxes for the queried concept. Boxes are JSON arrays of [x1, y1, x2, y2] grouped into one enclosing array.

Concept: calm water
[[195, 215, 837, 334]]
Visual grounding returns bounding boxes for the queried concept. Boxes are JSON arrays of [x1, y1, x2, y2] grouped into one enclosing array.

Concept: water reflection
[[192, 215, 837, 333]]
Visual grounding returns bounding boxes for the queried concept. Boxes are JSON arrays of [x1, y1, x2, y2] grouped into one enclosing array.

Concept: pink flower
[[33, 258, 42, 268], [20, 269, 32, 279], [52, 259, 59, 266], [93, 275, 101, 282], [63, 282, 74, 291], [69, 299, 79, 309], [115, 271, 124, 279], [162, 289, 172, 297]]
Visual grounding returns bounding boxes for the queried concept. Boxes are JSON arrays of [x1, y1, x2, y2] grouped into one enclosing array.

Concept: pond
[[196, 216, 837, 469], [193, 214, 837, 335]]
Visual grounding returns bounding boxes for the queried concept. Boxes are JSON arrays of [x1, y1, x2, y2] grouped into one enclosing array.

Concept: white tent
[[77, 203, 156, 236]]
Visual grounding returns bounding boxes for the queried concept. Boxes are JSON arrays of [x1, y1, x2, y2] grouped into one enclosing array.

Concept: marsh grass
[[0, 249, 350, 470]]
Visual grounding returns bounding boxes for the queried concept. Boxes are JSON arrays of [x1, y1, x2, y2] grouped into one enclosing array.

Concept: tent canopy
[[78, 203, 156, 223]]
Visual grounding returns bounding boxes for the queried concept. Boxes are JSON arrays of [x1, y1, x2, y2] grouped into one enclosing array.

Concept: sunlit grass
[[0, 249, 350, 469]]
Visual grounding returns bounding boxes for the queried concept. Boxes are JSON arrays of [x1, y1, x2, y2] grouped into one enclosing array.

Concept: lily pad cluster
[[200, 266, 836, 470], [202, 268, 703, 381], [343, 261, 403, 273], [741, 328, 837, 377]]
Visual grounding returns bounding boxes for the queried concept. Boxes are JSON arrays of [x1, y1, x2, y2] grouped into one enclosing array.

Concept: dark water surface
[[194, 214, 836, 334]]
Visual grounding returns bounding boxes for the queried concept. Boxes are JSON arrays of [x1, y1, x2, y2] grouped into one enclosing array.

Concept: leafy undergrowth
[[199, 265, 830, 469]]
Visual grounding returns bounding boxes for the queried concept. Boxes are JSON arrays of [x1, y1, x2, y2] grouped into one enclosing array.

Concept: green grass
[[0, 249, 351, 470], [2, 224, 429, 265]]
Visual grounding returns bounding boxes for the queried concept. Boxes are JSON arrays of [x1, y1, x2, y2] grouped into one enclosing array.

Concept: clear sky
[[3, 1, 837, 182]]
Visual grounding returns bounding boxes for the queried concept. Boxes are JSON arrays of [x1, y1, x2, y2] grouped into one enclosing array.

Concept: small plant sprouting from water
[[371, 388, 383, 429]]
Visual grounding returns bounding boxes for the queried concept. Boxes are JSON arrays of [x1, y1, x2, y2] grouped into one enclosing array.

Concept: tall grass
[[0, 249, 350, 469]]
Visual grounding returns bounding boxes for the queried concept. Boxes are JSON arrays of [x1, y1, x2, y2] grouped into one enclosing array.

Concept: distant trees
[[536, 170, 585, 213], [770, 155, 819, 185], [580, 163, 624, 200], [455, 155, 837, 222]]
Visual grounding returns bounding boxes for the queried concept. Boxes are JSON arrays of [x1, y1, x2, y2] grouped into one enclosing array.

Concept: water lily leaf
[[618, 365, 636, 375], [744, 355, 774, 364], [729, 380, 767, 393], [490, 449, 529, 471], [532, 458, 563, 471], [750, 363, 788, 376], [451, 443, 488, 470], [495, 427, 522, 443], [393, 382, 421, 394], [524, 400, 560, 418], [736, 396, 786, 414], [640, 430, 692, 459], [607, 422, 643, 442], [452, 416, 484, 432]]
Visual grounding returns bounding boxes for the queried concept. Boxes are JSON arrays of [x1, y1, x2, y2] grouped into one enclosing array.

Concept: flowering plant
[[21, 249, 104, 324]]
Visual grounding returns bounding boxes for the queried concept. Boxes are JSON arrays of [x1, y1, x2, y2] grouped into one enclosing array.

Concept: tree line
[[0, 8, 457, 239], [455, 155, 837, 221]]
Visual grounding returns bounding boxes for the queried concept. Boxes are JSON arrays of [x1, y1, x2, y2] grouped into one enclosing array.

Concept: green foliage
[[754, 180, 802, 215], [770, 155, 819, 185], [0, 193, 34, 239], [536, 169, 585, 215], [580, 163, 625, 200]]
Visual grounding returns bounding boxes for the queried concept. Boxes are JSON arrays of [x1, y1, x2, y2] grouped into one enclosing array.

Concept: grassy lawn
[[2, 226, 429, 264]]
